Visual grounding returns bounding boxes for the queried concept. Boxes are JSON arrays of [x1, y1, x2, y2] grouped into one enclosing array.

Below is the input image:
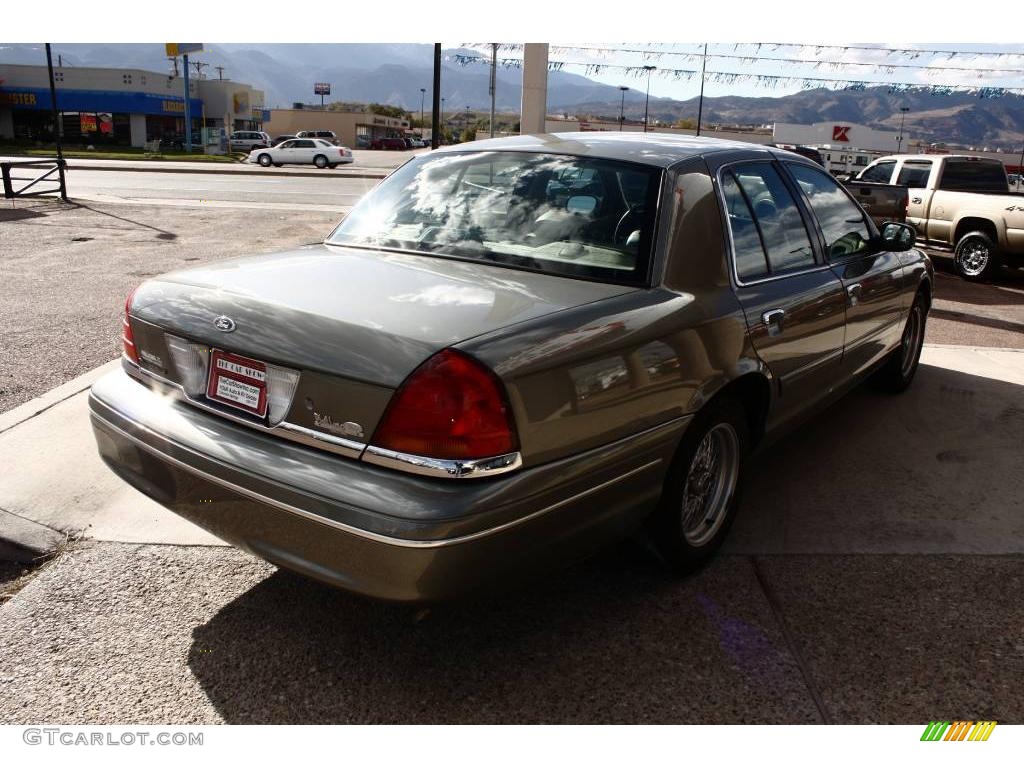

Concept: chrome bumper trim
[[124, 357, 365, 459], [362, 445, 523, 479], [91, 406, 661, 549]]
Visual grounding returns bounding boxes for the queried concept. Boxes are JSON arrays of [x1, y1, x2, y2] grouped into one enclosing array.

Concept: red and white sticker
[[206, 349, 268, 417]]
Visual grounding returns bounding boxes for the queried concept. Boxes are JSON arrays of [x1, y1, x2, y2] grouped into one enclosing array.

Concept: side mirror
[[880, 221, 916, 252], [566, 195, 598, 215]]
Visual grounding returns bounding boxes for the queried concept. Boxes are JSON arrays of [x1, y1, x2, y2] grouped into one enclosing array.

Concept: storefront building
[[0, 63, 264, 147], [264, 108, 411, 148]]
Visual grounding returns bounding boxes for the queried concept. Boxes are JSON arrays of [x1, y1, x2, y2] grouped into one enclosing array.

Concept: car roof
[[431, 131, 775, 168]]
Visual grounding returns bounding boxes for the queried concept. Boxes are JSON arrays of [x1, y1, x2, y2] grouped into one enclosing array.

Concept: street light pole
[[642, 66, 655, 133], [489, 42, 497, 138], [696, 43, 707, 137], [897, 106, 909, 153], [44, 43, 67, 201], [619, 86, 628, 130], [420, 88, 426, 140]]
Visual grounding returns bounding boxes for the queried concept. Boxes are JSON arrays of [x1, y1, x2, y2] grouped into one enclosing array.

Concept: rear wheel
[[314, 154, 328, 169], [257, 153, 272, 167], [650, 397, 748, 571], [954, 231, 1000, 281], [872, 292, 927, 393], [328, 163, 338, 169]]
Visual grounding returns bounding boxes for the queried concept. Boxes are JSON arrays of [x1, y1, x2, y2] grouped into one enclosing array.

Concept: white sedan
[[246, 138, 354, 169]]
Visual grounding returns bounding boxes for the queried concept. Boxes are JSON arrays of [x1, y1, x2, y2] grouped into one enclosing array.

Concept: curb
[[0, 508, 66, 563], [64, 162, 390, 180], [0, 359, 121, 436]]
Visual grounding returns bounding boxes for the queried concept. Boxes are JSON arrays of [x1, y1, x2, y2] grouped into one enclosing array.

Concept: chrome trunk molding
[[362, 445, 523, 479]]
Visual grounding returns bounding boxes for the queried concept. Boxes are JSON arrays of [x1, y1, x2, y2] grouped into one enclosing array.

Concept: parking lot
[[0, 196, 1022, 724]]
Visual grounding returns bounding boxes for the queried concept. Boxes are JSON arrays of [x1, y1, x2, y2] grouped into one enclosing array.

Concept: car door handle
[[912, 197, 922, 204], [762, 309, 785, 336], [847, 283, 862, 306]]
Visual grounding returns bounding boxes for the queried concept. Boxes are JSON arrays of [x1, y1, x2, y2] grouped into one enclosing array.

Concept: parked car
[[296, 130, 339, 145], [769, 143, 824, 167], [370, 136, 408, 150], [853, 154, 1024, 280], [90, 133, 932, 602], [229, 131, 271, 152], [159, 133, 204, 151], [246, 138, 354, 168], [272, 134, 297, 146], [355, 135, 371, 149]]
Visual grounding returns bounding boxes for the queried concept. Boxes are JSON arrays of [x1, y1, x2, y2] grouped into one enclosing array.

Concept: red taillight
[[371, 349, 517, 460], [122, 287, 139, 364]]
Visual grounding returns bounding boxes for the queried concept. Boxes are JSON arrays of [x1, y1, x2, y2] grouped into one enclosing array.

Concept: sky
[[460, 42, 1024, 102]]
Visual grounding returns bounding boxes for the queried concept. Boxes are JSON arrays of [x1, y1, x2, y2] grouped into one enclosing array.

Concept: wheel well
[[954, 218, 998, 246], [917, 278, 932, 310], [715, 373, 770, 447]]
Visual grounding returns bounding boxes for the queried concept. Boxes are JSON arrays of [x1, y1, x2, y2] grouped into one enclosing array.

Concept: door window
[[896, 160, 932, 187], [295, 140, 316, 148], [859, 161, 896, 184], [788, 163, 872, 259], [721, 163, 816, 280]]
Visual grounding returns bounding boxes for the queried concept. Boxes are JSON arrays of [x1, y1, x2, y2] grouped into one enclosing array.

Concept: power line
[[754, 42, 1024, 59]]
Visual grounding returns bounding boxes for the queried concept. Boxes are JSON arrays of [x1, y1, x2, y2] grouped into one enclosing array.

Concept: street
[[1, 174, 1023, 725]]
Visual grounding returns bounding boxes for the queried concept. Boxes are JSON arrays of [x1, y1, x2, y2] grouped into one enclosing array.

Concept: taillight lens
[[122, 288, 139, 364], [371, 349, 517, 460]]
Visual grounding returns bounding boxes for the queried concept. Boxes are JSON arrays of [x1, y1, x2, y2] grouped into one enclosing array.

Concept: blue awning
[[0, 87, 204, 117]]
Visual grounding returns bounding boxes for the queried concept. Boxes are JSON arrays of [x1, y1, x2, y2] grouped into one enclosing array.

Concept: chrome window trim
[[91, 406, 661, 549], [714, 161, 834, 288], [362, 445, 523, 479], [124, 357, 365, 459]]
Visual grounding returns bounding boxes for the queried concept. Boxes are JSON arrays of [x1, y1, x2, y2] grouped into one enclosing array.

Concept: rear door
[[785, 162, 905, 377], [896, 159, 935, 236], [293, 139, 317, 163], [717, 159, 847, 431]]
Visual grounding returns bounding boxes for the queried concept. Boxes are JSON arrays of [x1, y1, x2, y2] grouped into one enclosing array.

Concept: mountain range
[[1, 43, 1021, 147]]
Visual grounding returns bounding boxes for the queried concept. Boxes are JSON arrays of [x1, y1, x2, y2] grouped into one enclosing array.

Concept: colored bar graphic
[[921, 720, 996, 742], [921, 721, 950, 741]]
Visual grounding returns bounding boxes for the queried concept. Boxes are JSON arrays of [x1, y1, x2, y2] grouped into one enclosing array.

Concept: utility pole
[[183, 53, 192, 152], [696, 43, 707, 136], [618, 86, 629, 130], [431, 43, 441, 150], [419, 87, 426, 140], [190, 60, 208, 80], [642, 65, 655, 133], [168, 57, 179, 77], [44, 43, 67, 201], [489, 43, 497, 138], [215, 66, 225, 81], [897, 106, 909, 153]]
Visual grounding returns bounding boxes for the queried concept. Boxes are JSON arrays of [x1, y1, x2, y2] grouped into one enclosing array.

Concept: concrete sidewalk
[[0, 345, 1021, 555]]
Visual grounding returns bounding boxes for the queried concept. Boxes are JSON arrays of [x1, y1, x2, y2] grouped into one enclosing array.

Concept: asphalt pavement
[[1, 195, 1022, 724]]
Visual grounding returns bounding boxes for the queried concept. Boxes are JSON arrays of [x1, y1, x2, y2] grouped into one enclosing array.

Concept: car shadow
[[185, 361, 1023, 724]]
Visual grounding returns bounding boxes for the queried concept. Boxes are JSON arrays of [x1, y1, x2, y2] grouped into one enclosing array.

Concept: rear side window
[[897, 160, 932, 187], [939, 160, 1008, 192], [721, 163, 816, 280], [859, 161, 896, 184], [788, 164, 872, 259]]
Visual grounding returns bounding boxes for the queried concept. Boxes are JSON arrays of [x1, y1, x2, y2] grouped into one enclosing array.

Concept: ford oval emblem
[[213, 315, 236, 332]]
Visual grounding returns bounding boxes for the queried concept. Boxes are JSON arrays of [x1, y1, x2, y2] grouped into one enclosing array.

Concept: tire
[[650, 397, 749, 572], [954, 230, 1000, 281], [871, 291, 928, 393], [257, 154, 272, 167], [273, 163, 283, 168], [314, 154, 328, 169], [328, 163, 338, 169]]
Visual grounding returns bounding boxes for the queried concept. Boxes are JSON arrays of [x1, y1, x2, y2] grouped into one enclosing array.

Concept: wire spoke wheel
[[679, 423, 740, 547]]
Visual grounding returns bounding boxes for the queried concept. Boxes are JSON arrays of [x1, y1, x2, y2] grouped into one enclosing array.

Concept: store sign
[[80, 113, 98, 132], [166, 43, 203, 57], [99, 113, 113, 134], [314, 82, 331, 95], [0, 87, 201, 117], [0, 91, 37, 106], [232, 91, 250, 114], [832, 125, 851, 142]]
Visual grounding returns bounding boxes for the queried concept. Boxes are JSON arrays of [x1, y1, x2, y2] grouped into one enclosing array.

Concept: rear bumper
[[89, 367, 685, 601]]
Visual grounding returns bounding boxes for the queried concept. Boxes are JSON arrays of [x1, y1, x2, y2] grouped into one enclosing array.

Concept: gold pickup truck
[[853, 154, 1024, 280]]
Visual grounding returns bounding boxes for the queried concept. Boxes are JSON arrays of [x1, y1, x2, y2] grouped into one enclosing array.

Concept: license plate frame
[[206, 349, 268, 418]]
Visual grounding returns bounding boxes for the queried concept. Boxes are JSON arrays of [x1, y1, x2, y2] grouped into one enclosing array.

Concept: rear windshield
[[326, 151, 662, 285], [939, 160, 1009, 192]]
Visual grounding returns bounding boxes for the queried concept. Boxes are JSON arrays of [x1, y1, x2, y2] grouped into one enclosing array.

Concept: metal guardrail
[[1, 158, 68, 201]]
